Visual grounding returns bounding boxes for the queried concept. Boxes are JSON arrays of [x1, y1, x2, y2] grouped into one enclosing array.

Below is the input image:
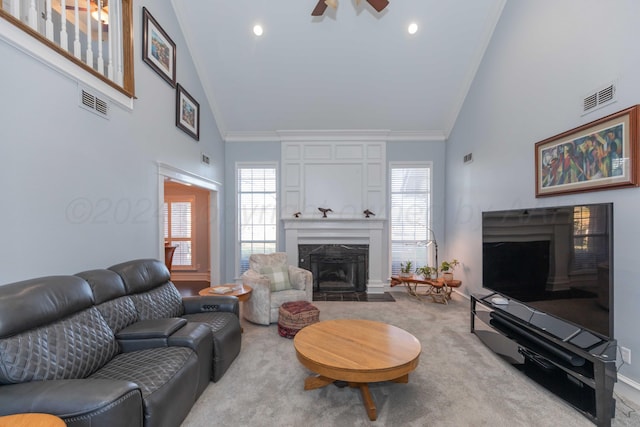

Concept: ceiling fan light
[[91, 9, 108, 25], [324, 0, 338, 9]]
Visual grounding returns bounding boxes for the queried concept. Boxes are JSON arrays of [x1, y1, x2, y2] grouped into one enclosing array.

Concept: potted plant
[[399, 261, 414, 278], [415, 265, 437, 280], [439, 259, 460, 281]]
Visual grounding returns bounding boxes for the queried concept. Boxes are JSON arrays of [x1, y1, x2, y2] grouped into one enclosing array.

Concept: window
[[390, 164, 432, 275], [571, 205, 609, 273], [164, 196, 196, 270], [237, 165, 277, 274]]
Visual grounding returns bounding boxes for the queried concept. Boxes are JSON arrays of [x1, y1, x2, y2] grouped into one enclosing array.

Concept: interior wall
[[0, 1, 225, 283], [445, 0, 640, 396]]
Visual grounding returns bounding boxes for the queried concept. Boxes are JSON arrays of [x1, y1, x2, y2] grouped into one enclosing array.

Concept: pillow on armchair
[[260, 266, 292, 292]]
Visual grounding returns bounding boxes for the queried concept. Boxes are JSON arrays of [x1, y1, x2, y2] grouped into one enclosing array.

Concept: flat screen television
[[482, 203, 613, 340]]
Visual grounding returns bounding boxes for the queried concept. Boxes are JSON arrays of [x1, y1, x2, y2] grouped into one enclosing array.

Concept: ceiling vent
[[79, 87, 110, 119], [582, 82, 616, 115]]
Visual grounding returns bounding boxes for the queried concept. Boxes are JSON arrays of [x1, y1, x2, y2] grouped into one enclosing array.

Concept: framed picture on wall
[[142, 7, 177, 87], [176, 83, 200, 141], [535, 105, 640, 197]]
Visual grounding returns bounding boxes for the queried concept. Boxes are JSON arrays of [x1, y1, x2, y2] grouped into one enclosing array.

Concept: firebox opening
[[299, 244, 368, 293]]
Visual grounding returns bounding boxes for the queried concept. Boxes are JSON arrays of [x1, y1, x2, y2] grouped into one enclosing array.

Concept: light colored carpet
[[181, 291, 639, 427]]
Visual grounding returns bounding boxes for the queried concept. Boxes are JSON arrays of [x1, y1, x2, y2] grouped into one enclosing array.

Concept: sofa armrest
[[182, 295, 239, 317], [116, 318, 188, 352], [0, 379, 143, 426]]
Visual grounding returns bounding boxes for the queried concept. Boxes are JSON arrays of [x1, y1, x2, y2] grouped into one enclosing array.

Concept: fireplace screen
[[299, 244, 368, 293]]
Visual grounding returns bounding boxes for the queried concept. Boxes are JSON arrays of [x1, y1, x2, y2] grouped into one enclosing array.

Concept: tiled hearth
[[313, 291, 395, 302]]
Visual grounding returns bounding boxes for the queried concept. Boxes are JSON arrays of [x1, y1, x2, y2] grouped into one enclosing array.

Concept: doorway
[[158, 163, 222, 294]]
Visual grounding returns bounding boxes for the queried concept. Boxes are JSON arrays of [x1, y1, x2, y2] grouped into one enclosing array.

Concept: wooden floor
[[173, 280, 209, 297]]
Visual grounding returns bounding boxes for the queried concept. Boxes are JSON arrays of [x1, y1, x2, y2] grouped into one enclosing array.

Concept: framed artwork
[[535, 105, 640, 197], [142, 7, 176, 87], [176, 83, 200, 141]]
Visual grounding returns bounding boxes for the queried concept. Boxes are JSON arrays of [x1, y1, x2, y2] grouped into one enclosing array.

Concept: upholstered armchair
[[241, 252, 313, 325]]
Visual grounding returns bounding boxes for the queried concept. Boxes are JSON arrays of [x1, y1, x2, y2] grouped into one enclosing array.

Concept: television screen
[[482, 203, 613, 339]]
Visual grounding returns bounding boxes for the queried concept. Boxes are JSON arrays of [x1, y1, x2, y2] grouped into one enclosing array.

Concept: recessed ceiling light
[[408, 22, 418, 35], [253, 25, 263, 36]]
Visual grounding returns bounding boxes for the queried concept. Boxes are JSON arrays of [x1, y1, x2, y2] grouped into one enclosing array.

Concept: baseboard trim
[[616, 374, 640, 408]]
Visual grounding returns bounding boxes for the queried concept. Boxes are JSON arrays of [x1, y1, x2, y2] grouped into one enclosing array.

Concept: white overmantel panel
[[283, 218, 386, 294], [281, 139, 386, 220]]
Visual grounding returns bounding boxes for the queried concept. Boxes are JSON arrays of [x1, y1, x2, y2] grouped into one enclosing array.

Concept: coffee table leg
[[358, 383, 377, 421], [304, 374, 335, 390]]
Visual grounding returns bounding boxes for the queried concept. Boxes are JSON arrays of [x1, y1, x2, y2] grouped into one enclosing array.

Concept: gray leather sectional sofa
[[0, 258, 242, 427]]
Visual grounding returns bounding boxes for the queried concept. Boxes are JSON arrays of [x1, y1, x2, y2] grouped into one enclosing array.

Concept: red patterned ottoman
[[278, 301, 320, 338]]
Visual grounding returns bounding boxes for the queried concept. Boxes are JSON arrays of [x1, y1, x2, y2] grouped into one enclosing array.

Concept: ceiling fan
[[312, 0, 389, 16]]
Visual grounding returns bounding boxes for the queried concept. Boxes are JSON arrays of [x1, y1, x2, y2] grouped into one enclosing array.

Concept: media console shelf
[[471, 293, 617, 427]]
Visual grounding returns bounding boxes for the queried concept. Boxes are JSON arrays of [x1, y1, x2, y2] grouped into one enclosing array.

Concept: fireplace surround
[[283, 218, 386, 294]]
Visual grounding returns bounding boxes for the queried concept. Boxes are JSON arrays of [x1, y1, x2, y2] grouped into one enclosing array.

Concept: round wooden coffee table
[[198, 284, 252, 301], [293, 319, 421, 421]]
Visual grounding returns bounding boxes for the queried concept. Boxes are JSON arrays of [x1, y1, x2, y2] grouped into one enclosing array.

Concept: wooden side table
[[0, 413, 65, 427], [390, 275, 461, 304], [198, 284, 252, 301]]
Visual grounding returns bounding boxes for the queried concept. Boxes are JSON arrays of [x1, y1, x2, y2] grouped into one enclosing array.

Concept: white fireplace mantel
[[283, 218, 386, 294]]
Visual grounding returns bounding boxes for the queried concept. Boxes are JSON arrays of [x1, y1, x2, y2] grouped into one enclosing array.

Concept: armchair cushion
[[260, 266, 292, 292]]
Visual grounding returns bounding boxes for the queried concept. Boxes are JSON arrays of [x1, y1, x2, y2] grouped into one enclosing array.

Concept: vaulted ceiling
[[172, 0, 506, 142]]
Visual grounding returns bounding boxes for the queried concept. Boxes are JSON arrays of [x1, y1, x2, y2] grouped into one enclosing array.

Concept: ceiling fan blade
[[366, 0, 389, 12], [311, 0, 328, 16]]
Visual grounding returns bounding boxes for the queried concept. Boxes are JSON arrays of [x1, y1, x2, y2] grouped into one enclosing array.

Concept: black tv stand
[[471, 292, 617, 427]]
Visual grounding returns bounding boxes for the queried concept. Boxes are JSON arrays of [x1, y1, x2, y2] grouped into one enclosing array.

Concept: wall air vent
[[582, 82, 616, 115], [79, 87, 110, 119]]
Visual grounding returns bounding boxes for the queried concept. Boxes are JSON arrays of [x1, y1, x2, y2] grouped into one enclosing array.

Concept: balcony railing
[[0, 0, 134, 98]]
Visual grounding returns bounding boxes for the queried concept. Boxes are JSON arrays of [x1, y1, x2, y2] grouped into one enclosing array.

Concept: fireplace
[[283, 218, 385, 293], [299, 244, 368, 293]]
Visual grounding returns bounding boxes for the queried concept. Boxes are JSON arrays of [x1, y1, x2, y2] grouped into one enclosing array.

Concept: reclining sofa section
[[0, 258, 242, 427]]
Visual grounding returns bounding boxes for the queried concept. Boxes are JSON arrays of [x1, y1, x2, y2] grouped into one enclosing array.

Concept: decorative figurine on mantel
[[318, 207, 333, 218], [363, 209, 375, 218], [293, 212, 302, 218]]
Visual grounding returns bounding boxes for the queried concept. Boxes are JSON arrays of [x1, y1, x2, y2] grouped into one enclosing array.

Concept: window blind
[[238, 166, 277, 274], [390, 166, 432, 275]]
